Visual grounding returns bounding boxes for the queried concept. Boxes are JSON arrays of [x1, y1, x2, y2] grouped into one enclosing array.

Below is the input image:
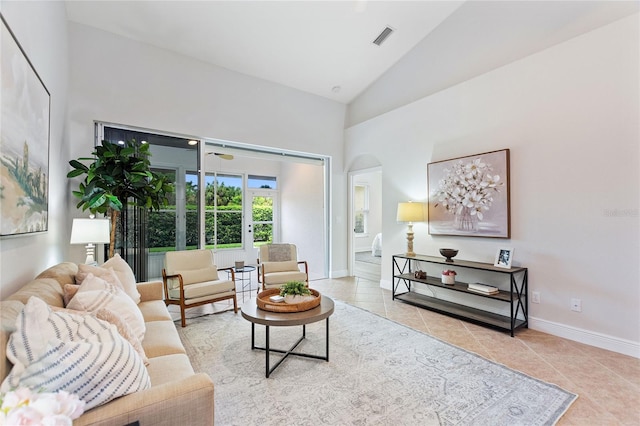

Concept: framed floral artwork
[[0, 15, 50, 236], [427, 149, 510, 238]]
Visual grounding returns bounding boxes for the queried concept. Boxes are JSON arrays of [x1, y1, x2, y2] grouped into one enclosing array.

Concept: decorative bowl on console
[[439, 248, 459, 262]]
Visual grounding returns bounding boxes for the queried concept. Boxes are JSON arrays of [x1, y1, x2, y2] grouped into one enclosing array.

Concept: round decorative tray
[[257, 288, 321, 313]]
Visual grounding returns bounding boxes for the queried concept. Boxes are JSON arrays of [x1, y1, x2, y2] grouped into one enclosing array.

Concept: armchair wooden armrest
[[162, 270, 186, 304], [217, 266, 235, 281]]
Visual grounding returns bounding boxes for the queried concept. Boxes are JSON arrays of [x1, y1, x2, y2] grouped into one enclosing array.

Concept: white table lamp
[[397, 201, 426, 257], [70, 217, 110, 264]]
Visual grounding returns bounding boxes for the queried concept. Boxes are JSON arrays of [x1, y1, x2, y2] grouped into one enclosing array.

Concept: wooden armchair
[[259, 243, 308, 290], [162, 249, 237, 327]]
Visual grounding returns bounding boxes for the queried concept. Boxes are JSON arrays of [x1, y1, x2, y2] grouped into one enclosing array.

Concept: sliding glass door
[[204, 173, 243, 249], [100, 125, 198, 280], [250, 192, 275, 248]]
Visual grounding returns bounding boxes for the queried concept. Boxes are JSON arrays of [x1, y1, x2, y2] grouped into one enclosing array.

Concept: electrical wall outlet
[[532, 291, 540, 304], [571, 298, 582, 312]]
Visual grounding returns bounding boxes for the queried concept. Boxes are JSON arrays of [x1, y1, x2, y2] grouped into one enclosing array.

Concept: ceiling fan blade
[[214, 153, 234, 160], [205, 151, 234, 160]]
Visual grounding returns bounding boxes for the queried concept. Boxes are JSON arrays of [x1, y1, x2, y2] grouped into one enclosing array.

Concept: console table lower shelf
[[394, 291, 527, 333]]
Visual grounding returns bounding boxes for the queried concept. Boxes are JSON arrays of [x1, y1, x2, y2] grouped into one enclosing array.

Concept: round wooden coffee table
[[241, 296, 334, 378]]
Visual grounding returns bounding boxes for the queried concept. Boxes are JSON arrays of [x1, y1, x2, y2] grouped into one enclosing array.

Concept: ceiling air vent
[[373, 26, 394, 46]]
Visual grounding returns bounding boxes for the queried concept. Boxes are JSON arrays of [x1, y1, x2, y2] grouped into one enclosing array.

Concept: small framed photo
[[494, 248, 514, 268]]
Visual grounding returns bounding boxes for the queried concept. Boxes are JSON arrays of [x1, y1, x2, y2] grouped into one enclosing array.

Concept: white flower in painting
[[435, 157, 503, 221]]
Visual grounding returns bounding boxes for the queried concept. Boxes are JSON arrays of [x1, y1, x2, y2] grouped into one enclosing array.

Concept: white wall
[[280, 162, 326, 280], [66, 23, 348, 278], [345, 15, 639, 356], [0, 1, 69, 298]]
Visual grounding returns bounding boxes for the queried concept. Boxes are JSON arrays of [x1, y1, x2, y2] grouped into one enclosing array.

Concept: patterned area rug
[[178, 301, 576, 426]]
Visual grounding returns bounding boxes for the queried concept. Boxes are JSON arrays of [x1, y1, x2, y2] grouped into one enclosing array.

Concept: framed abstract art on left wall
[[0, 14, 51, 236]]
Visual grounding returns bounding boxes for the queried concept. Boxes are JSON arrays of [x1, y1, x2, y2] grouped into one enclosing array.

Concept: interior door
[[247, 191, 277, 262]]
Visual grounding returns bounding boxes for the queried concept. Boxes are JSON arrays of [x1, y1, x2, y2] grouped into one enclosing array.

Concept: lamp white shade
[[396, 202, 425, 223], [397, 201, 425, 257], [70, 218, 110, 244], [70, 218, 110, 264]]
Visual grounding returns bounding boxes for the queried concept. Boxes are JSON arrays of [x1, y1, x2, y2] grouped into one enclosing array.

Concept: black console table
[[392, 254, 528, 336]]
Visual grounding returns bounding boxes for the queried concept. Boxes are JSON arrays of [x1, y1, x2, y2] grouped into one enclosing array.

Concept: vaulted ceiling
[[65, 1, 639, 104]]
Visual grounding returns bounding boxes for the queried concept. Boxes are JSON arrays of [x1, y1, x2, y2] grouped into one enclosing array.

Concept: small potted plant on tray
[[280, 281, 314, 304]]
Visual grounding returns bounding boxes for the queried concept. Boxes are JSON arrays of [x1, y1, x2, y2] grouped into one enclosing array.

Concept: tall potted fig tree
[[67, 139, 173, 258]]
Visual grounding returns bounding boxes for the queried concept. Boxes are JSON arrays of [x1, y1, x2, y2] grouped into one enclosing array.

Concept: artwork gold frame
[[428, 149, 510, 238], [0, 15, 50, 236]]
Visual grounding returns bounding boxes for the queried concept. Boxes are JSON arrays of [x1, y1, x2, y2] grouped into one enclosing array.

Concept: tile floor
[[171, 275, 640, 425]]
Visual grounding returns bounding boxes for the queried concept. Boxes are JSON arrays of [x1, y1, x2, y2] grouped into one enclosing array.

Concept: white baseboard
[[529, 316, 640, 358], [380, 278, 392, 290], [330, 269, 349, 279]]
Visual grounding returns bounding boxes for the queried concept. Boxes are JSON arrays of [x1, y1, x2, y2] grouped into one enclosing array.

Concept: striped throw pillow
[[1, 296, 150, 410]]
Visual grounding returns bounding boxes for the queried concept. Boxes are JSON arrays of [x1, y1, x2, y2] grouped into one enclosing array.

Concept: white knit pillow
[[102, 254, 140, 304], [76, 254, 141, 304], [67, 273, 146, 341], [1, 297, 150, 410]]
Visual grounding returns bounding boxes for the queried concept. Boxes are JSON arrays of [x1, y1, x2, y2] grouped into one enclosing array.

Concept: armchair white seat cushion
[[163, 250, 237, 327], [167, 280, 235, 301], [259, 244, 309, 290], [260, 268, 308, 286]]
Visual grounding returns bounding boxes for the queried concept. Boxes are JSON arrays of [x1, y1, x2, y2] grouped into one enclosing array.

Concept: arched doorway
[[348, 155, 382, 282]]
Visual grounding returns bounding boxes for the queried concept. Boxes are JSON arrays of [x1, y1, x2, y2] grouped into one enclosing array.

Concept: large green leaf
[[68, 159, 89, 171], [68, 139, 173, 220], [121, 147, 135, 156], [67, 169, 85, 178], [88, 193, 107, 208]]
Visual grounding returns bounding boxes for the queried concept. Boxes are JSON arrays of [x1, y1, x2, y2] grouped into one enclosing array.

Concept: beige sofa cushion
[[6, 278, 65, 307], [35, 262, 78, 287], [142, 321, 187, 358], [146, 354, 195, 387], [0, 300, 23, 382], [138, 299, 173, 322], [137, 280, 164, 302]]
